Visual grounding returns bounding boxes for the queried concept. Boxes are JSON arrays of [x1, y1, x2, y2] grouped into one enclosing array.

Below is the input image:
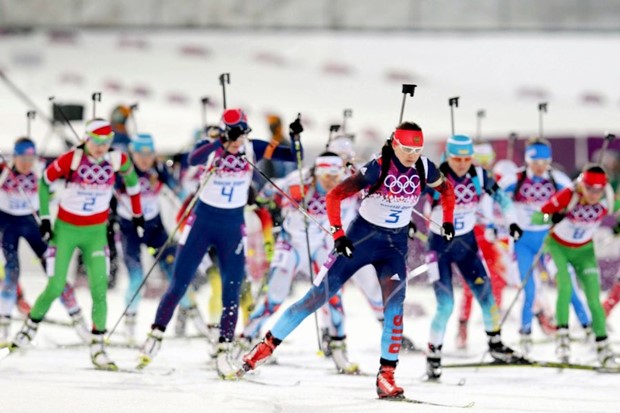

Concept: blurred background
[[1, 0, 619, 180]]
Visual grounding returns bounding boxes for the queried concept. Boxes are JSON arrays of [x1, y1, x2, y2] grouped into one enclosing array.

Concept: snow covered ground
[[2, 262, 620, 413]]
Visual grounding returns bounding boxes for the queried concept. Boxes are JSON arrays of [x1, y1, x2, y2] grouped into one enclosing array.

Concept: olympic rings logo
[[214, 154, 248, 171], [454, 182, 477, 204], [571, 204, 604, 222], [5, 174, 37, 191], [307, 194, 326, 215], [384, 174, 420, 195], [77, 164, 113, 184], [520, 182, 554, 202]]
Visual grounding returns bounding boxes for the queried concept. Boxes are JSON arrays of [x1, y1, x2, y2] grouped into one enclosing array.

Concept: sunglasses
[[395, 140, 423, 154], [583, 184, 605, 194], [450, 156, 473, 163]]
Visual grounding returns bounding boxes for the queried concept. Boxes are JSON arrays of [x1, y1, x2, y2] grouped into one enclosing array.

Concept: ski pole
[[598, 133, 616, 164], [289, 113, 324, 354], [507, 132, 518, 162], [476, 110, 485, 142], [342, 109, 352, 135], [200, 96, 210, 129], [129, 103, 139, 135], [219, 73, 230, 110], [325, 124, 341, 149], [26, 110, 36, 138], [538, 102, 547, 139], [91, 92, 102, 118], [0, 71, 55, 125], [449, 97, 460, 136], [399, 84, 417, 124]]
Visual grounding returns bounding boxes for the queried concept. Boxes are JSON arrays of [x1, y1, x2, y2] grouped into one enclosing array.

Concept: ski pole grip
[[402, 84, 417, 96], [449, 97, 460, 108]]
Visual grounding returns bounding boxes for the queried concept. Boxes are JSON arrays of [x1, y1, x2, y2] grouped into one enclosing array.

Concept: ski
[[442, 359, 620, 373], [379, 395, 474, 408], [242, 376, 301, 387], [0, 346, 13, 362], [83, 366, 176, 376], [417, 375, 467, 386]]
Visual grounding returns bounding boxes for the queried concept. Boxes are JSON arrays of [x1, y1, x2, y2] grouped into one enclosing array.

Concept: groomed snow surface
[[2, 265, 620, 413]]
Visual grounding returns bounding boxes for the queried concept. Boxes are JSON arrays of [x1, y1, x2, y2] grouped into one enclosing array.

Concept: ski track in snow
[[2, 268, 620, 413]]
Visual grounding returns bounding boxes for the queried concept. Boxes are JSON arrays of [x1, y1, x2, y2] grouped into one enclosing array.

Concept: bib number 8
[[572, 228, 586, 240], [221, 186, 234, 203]]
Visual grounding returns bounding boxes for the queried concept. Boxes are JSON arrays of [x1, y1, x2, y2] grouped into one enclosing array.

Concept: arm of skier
[[188, 139, 222, 166], [118, 153, 142, 217], [39, 151, 74, 219], [252, 139, 301, 163], [531, 188, 573, 225], [426, 161, 455, 225], [326, 171, 374, 237]]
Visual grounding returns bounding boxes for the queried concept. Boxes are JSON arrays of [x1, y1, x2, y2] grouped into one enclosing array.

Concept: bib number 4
[[221, 185, 234, 203]]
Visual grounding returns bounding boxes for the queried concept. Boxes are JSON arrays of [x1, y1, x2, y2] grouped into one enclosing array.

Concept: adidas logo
[[390, 273, 401, 281], [360, 167, 367, 175]]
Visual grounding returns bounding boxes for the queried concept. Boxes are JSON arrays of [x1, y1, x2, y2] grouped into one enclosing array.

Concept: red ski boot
[[238, 331, 279, 377], [376, 364, 404, 399]]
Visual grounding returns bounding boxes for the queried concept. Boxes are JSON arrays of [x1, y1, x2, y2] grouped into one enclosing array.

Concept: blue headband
[[14, 140, 36, 156], [446, 135, 474, 157], [525, 143, 552, 162], [130, 133, 155, 153]]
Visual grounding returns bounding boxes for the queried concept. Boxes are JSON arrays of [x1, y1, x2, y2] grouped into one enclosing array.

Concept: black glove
[[551, 212, 566, 224], [613, 221, 620, 235], [39, 218, 53, 242], [407, 221, 418, 240], [334, 235, 355, 258], [442, 222, 455, 242], [509, 223, 523, 241], [289, 117, 303, 136], [132, 215, 145, 237], [222, 126, 246, 143]]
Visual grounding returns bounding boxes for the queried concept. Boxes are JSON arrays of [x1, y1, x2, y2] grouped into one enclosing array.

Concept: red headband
[[394, 129, 424, 147], [582, 171, 607, 187]]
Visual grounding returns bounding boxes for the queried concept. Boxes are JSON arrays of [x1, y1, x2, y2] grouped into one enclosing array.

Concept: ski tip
[[316, 350, 325, 357]]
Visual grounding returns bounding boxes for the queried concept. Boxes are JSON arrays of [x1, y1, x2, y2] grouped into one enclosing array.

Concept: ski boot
[[456, 320, 468, 350], [376, 363, 404, 399], [426, 343, 442, 379], [328, 336, 360, 374], [555, 328, 570, 363], [90, 331, 118, 371], [216, 341, 238, 379], [70, 310, 92, 343], [138, 327, 164, 369], [320, 328, 332, 356], [519, 332, 533, 356], [13, 317, 39, 349], [596, 338, 620, 369], [401, 335, 418, 352], [174, 307, 189, 337], [238, 331, 280, 377], [0, 316, 10, 344], [124, 313, 137, 344], [16, 287, 31, 315], [488, 331, 524, 363], [536, 311, 557, 336]]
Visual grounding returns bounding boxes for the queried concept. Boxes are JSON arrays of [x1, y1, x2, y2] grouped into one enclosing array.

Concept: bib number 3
[[385, 209, 402, 224]]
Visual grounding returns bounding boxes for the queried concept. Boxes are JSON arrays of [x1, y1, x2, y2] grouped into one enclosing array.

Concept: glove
[[613, 221, 620, 235], [39, 218, 53, 242], [484, 225, 497, 242], [442, 222, 455, 242], [407, 221, 418, 240], [132, 215, 145, 238], [334, 236, 355, 258], [289, 117, 303, 136], [222, 126, 245, 143], [509, 223, 523, 241], [551, 212, 566, 224]]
